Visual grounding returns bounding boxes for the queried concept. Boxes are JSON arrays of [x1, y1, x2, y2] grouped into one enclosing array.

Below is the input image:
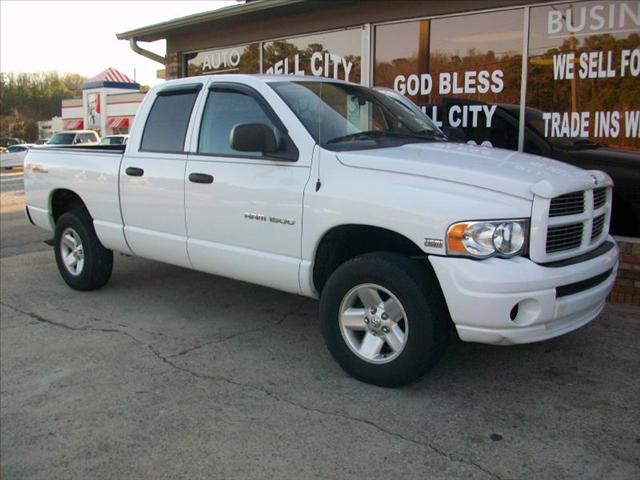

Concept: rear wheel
[[320, 252, 450, 387], [54, 209, 113, 291]]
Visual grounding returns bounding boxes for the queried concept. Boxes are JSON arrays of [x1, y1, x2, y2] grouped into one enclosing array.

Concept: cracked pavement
[[1, 171, 640, 479]]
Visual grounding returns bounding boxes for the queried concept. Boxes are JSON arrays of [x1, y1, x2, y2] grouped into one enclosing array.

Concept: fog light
[[509, 298, 541, 326]]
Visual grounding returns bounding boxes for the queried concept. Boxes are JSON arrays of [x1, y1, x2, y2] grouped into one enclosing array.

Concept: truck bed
[[24, 146, 125, 247], [34, 144, 127, 153]]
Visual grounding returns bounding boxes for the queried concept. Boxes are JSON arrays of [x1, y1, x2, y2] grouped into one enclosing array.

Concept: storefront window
[[526, 1, 640, 236], [185, 43, 260, 77], [262, 29, 362, 83], [374, 10, 524, 148]]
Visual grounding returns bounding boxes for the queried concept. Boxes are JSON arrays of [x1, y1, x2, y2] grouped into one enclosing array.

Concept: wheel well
[[50, 189, 87, 224], [313, 225, 426, 294]]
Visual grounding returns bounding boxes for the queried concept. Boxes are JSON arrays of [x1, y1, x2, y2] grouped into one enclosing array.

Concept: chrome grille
[[546, 223, 583, 253], [530, 185, 612, 263], [591, 214, 605, 240], [593, 188, 606, 210], [549, 191, 584, 217]]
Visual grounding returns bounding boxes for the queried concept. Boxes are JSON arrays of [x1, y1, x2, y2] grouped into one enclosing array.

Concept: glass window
[[271, 80, 443, 151], [47, 133, 75, 145], [78, 133, 97, 143], [263, 29, 362, 83], [185, 43, 260, 77], [198, 88, 280, 158], [374, 10, 524, 147], [141, 89, 199, 153], [526, 0, 640, 237]]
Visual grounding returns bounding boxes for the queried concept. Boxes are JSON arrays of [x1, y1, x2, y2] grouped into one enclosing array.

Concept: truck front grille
[[546, 223, 583, 253], [549, 191, 584, 217], [530, 186, 612, 263], [591, 214, 605, 241], [593, 188, 606, 210]]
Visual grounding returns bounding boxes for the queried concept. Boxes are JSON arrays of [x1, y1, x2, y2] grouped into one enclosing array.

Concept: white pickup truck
[[24, 75, 619, 386]]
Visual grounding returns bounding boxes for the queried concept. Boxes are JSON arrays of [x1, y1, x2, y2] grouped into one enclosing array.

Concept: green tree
[[0, 71, 86, 137]]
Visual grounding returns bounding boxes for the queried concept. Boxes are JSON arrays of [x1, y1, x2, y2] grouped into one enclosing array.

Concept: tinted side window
[[141, 90, 199, 153], [198, 89, 276, 157]]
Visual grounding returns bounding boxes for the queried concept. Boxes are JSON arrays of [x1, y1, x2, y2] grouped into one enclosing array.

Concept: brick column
[[608, 239, 640, 306], [165, 52, 182, 80]]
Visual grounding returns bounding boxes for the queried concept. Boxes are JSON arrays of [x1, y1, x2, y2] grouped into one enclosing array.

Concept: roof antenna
[[315, 81, 323, 192]]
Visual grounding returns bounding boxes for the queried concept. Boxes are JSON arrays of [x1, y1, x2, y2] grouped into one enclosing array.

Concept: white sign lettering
[[541, 110, 640, 139], [201, 49, 241, 71], [266, 52, 353, 81], [548, 2, 640, 36]]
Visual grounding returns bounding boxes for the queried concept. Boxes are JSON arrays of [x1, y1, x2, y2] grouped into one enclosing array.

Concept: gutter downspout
[[128, 38, 165, 65]]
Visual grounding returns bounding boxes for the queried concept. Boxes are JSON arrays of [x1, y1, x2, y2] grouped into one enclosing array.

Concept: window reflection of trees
[[527, 32, 640, 150], [374, 20, 522, 107], [263, 40, 361, 83]]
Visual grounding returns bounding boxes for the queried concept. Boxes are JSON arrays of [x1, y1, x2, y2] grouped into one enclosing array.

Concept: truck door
[[120, 84, 203, 268], [184, 82, 311, 294]]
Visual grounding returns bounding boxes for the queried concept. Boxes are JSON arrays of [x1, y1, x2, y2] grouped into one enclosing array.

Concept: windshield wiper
[[570, 139, 599, 149], [326, 131, 397, 144], [327, 130, 440, 145], [413, 129, 446, 139]]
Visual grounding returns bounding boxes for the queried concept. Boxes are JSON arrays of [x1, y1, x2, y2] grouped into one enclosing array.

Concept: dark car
[[433, 99, 640, 237]]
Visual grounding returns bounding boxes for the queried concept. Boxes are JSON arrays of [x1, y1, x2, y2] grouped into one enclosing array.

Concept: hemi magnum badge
[[424, 238, 443, 248], [244, 212, 295, 226]]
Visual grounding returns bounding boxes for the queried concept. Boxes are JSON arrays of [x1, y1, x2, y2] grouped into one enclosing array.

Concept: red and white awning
[[63, 119, 83, 130], [107, 117, 129, 129]]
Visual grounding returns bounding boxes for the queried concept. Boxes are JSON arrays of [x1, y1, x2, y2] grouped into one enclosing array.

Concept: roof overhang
[[83, 81, 141, 90], [116, 0, 305, 42]]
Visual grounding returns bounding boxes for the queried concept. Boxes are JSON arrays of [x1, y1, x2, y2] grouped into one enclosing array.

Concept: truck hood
[[336, 142, 612, 200]]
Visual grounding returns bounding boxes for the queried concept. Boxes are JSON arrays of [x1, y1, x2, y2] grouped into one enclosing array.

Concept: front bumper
[[429, 238, 619, 345]]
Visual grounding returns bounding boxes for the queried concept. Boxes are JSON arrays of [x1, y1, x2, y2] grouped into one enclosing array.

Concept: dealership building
[[117, 0, 640, 304]]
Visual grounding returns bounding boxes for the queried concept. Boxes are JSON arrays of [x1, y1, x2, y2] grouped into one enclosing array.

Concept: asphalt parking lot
[[1, 168, 639, 479]]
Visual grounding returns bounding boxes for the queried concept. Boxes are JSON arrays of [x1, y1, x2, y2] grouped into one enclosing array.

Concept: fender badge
[[424, 238, 444, 249]]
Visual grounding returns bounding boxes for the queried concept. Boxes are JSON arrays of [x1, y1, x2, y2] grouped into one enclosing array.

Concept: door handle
[[125, 167, 144, 177], [188, 173, 214, 184]]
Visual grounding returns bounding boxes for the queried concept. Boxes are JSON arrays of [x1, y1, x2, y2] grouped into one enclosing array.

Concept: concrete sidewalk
[[1, 250, 639, 479]]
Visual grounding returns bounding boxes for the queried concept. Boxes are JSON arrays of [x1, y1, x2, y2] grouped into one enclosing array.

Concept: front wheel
[[54, 209, 113, 291], [320, 252, 450, 387]]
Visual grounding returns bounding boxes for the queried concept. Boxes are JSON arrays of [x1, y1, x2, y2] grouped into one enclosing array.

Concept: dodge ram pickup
[[24, 75, 619, 387]]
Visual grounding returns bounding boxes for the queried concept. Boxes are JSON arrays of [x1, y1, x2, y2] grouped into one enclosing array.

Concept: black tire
[[320, 252, 450, 387], [54, 208, 113, 291]]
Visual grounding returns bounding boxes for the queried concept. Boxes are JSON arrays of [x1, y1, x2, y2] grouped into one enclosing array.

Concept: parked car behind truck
[[46, 130, 100, 147], [431, 98, 640, 238], [24, 75, 618, 386], [1, 144, 32, 169]]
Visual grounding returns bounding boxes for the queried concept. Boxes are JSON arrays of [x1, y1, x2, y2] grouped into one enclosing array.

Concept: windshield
[[270, 81, 444, 151], [47, 133, 76, 145]]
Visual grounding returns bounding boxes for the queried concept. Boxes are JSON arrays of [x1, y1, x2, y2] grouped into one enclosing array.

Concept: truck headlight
[[447, 220, 528, 258]]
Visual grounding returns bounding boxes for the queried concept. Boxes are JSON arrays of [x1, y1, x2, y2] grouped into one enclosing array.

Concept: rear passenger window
[[141, 87, 200, 153], [198, 89, 277, 157]]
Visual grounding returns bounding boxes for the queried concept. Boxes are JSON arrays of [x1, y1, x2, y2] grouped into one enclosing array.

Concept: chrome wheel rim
[[338, 283, 409, 364], [60, 227, 84, 276]]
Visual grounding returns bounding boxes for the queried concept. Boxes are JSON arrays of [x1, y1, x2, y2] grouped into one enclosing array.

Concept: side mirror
[[230, 123, 278, 153], [442, 126, 467, 143]]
